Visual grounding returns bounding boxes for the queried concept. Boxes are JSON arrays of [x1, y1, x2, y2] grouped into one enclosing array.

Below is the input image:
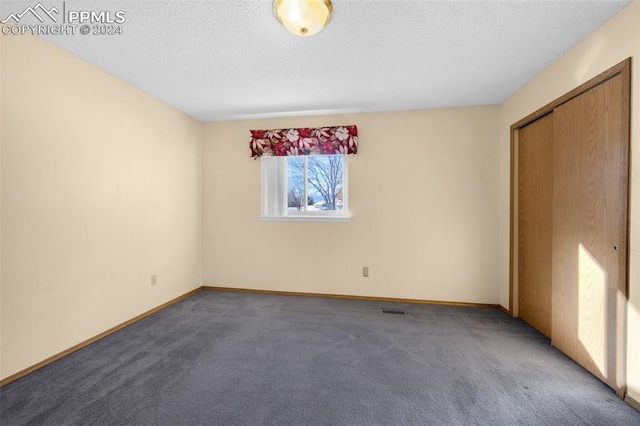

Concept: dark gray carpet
[[1, 290, 639, 425]]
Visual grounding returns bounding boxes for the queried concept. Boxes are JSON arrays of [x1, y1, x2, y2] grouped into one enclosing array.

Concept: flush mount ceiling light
[[273, 0, 333, 37]]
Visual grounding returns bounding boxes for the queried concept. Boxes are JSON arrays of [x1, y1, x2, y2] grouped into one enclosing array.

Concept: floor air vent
[[382, 309, 406, 315]]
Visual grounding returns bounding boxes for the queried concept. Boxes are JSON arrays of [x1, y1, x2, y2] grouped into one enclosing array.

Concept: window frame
[[260, 155, 350, 222]]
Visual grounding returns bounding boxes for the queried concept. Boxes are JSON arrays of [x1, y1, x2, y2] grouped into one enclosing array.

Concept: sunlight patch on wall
[[574, 36, 606, 83]]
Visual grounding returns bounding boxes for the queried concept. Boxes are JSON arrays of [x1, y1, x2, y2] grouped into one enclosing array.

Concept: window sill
[[259, 215, 351, 222]]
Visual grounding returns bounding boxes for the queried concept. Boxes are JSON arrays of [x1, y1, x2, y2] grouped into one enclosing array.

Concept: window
[[261, 155, 349, 221], [251, 125, 357, 221]]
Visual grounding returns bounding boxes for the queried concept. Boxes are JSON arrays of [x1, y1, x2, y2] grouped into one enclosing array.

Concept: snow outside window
[[261, 155, 349, 222]]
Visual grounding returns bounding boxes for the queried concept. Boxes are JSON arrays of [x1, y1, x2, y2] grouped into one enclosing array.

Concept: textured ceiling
[[1, 0, 631, 122]]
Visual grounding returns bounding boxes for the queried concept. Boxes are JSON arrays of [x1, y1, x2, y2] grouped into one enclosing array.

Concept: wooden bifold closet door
[[515, 59, 630, 396], [518, 113, 554, 339], [551, 73, 628, 391]]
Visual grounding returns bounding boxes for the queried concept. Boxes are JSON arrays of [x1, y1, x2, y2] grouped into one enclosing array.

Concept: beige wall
[[203, 107, 500, 304], [0, 34, 203, 379], [0, 29, 4, 375], [498, 0, 640, 401]]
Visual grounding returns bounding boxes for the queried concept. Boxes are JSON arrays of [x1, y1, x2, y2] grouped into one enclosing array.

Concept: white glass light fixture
[[273, 0, 333, 37]]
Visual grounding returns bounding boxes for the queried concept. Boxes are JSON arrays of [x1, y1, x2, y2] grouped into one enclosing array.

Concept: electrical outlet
[[363, 267, 369, 277], [151, 275, 157, 286]]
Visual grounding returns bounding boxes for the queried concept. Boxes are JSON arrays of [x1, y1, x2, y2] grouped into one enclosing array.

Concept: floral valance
[[250, 125, 358, 158]]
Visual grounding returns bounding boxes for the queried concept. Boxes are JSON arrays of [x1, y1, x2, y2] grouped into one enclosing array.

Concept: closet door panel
[[518, 114, 554, 338], [552, 74, 627, 390], [552, 103, 580, 360]]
